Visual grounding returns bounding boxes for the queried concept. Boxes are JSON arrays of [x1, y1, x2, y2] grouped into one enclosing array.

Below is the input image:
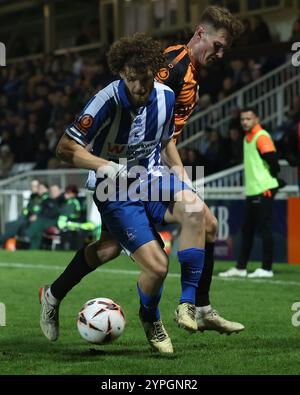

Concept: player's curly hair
[[107, 33, 165, 76], [200, 6, 244, 45]]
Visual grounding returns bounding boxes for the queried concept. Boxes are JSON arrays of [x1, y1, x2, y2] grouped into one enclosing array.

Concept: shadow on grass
[[0, 336, 179, 363]]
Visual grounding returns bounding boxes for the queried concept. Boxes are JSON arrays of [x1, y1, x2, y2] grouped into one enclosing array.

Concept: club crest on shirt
[[157, 68, 169, 81], [80, 114, 93, 129], [74, 114, 94, 134], [125, 228, 136, 242]]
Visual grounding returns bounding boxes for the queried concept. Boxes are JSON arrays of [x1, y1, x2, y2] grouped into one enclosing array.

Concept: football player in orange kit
[[156, 5, 245, 334]]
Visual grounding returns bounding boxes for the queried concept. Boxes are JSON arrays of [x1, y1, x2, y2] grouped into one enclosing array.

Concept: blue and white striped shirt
[[66, 80, 175, 178]]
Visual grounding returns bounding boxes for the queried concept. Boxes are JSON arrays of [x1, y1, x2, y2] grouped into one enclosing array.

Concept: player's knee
[[150, 253, 169, 280], [182, 205, 205, 231]]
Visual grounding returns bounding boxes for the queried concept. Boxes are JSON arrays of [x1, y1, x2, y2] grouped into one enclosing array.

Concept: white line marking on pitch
[[0, 261, 299, 287]]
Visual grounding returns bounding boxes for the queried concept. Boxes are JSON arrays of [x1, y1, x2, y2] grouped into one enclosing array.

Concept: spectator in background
[[290, 17, 300, 42], [239, 69, 251, 87], [75, 26, 92, 46], [198, 94, 212, 111], [286, 96, 300, 124], [228, 107, 243, 131], [204, 129, 227, 175], [25, 182, 62, 249], [57, 185, 96, 234], [234, 18, 255, 47], [0, 179, 41, 247], [0, 145, 14, 178], [57, 185, 81, 231], [34, 140, 52, 170], [45, 127, 59, 154], [281, 121, 300, 191], [217, 76, 236, 100], [252, 16, 272, 44], [49, 185, 63, 202], [226, 127, 243, 167], [186, 148, 205, 180], [249, 63, 262, 82], [0, 130, 12, 148], [229, 59, 245, 88]]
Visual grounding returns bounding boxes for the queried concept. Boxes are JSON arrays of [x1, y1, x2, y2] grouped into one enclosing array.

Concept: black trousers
[[237, 190, 276, 271]]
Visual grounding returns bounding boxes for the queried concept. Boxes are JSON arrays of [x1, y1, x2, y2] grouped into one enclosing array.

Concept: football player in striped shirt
[[40, 33, 206, 354]]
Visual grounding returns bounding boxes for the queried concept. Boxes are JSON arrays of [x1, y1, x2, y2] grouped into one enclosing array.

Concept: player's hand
[[96, 161, 127, 182], [95, 161, 128, 202]]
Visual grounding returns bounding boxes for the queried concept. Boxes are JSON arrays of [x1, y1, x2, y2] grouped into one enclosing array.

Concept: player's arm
[[56, 135, 108, 171], [57, 88, 124, 176], [256, 135, 280, 177], [160, 91, 193, 188]]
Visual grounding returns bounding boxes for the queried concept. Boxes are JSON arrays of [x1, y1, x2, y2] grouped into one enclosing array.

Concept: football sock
[[195, 242, 214, 307], [137, 283, 162, 323], [178, 248, 205, 304], [197, 305, 212, 314], [51, 247, 95, 301]]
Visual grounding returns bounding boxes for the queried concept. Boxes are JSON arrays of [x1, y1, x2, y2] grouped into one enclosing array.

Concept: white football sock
[[197, 305, 212, 314]]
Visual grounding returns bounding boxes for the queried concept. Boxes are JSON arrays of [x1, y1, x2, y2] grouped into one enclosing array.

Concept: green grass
[[0, 250, 300, 375]]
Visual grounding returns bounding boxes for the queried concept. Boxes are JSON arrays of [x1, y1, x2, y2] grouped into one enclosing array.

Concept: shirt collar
[[118, 80, 156, 111], [246, 123, 263, 142]]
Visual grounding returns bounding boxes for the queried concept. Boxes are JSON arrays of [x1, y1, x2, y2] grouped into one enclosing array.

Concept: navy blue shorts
[[93, 170, 191, 254]]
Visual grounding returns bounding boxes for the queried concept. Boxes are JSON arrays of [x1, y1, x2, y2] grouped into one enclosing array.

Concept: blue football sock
[[137, 283, 162, 323], [177, 248, 205, 304]]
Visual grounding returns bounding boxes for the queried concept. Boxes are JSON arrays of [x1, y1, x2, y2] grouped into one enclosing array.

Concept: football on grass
[[77, 297, 125, 344]]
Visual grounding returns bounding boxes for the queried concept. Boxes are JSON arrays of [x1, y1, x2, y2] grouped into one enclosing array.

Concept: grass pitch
[[0, 250, 299, 375]]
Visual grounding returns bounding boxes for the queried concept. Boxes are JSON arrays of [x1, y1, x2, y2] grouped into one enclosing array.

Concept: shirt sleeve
[[256, 134, 276, 155], [65, 88, 113, 146]]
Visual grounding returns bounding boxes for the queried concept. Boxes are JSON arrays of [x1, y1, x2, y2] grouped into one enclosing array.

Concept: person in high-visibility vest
[[0, 179, 41, 247], [57, 184, 97, 237], [219, 107, 284, 279]]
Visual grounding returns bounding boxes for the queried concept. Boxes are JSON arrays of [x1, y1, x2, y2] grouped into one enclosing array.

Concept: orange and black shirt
[[156, 45, 198, 142]]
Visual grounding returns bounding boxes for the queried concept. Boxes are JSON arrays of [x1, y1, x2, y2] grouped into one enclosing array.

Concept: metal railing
[[194, 160, 299, 200], [0, 159, 298, 232], [177, 58, 300, 151], [0, 169, 89, 191]]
